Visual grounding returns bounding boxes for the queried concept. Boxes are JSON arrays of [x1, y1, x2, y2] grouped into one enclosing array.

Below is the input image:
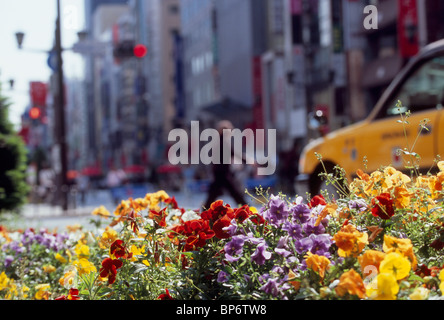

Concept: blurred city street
[[1, 0, 444, 232], [16, 187, 261, 231]]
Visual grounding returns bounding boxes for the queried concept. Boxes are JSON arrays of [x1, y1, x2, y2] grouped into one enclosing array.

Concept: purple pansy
[[264, 195, 289, 226], [224, 236, 245, 263], [290, 203, 311, 224], [251, 242, 272, 265]]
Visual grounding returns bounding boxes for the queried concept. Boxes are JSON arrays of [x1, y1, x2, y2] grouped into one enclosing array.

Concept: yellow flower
[[393, 186, 412, 209], [315, 203, 338, 227], [145, 190, 170, 210], [98, 227, 119, 249], [0, 271, 10, 290], [129, 197, 150, 211], [59, 266, 78, 289], [333, 224, 368, 258], [142, 260, 150, 266], [66, 224, 83, 233], [379, 252, 411, 280], [305, 252, 331, 279], [92, 205, 111, 218], [114, 200, 131, 216], [366, 272, 399, 300], [409, 287, 429, 300], [335, 269, 366, 299], [74, 243, 90, 259], [34, 284, 51, 300], [4, 281, 18, 300], [43, 265, 56, 273], [55, 253, 68, 264], [439, 269, 444, 296], [129, 244, 145, 262], [382, 167, 411, 191], [383, 235, 417, 270], [73, 258, 97, 276]]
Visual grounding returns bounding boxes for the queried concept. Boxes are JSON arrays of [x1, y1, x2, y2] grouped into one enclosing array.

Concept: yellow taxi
[[297, 39, 444, 196]]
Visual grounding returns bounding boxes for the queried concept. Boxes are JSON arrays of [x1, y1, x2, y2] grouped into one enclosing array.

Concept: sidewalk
[[15, 187, 259, 231]]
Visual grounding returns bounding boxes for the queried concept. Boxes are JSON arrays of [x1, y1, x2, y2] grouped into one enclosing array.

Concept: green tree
[[0, 85, 29, 213]]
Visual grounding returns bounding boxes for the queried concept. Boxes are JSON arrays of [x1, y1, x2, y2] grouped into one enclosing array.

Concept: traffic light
[[29, 107, 41, 119], [133, 44, 147, 58], [113, 41, 147, 59]]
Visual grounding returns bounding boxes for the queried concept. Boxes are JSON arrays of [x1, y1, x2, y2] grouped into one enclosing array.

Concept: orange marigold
[[358, 250, 386, 277], [305, 252, 331, 279], [333, 224, 368, 258], [335, 269, 366, 299]]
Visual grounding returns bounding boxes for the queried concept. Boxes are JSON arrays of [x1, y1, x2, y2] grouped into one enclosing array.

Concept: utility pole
[[54, 0, 69, 211]]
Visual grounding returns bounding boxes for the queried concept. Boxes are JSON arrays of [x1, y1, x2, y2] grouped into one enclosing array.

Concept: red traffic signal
[[113, 41, 147, 59], [133, 44, 147, 58], [29, 107, 41, 119]]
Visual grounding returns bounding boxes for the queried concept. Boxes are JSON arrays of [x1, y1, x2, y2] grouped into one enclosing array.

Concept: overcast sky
[[0, 0, 85, 128]]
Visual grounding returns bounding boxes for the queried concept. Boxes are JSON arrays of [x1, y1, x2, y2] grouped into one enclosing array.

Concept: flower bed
[[1, 165, 444, 300]]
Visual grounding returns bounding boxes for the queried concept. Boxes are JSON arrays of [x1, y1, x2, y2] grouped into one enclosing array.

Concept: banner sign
[[30, 81, 47, 107], [398, 0, 419, 58]]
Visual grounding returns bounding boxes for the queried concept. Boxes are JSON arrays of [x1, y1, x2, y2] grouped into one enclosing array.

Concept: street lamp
[[15, 32, 24, 49], [15, 0, 69, 211]]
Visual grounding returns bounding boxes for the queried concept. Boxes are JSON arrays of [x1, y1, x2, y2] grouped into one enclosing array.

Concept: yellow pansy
[[142, 260, 150, 266], [74, 243, 90, 259], [439, 269, 444, 296], [114, 200, 131, 216], [34, 284, 51, 300], [383, 235, 417, 270], [59, 266, 78, 289], [72, 258, 97, 276], [43, 265, 56, 273], [0, 271, 10, 290], [129, 244, 145, 262], [98, 227, 118, 249], [379, 252, 411, 280], [366, 272, 399, 300], [55, 253, 68, 264], [92, 205, 111, 218], [393, 186, 412, 209], [4, 281, 18, 300]]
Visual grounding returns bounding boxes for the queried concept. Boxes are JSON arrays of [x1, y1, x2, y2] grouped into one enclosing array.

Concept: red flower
[[150, 208, 167, 227], [415, 264, 432, 277], [164, 196, 178, 209], [309, 195, 327, 208], [371, 193, 394, 220], [201, 200, 234, 221], [100, 258, 123, 284], [213, 214, 233, 239], [233, 205, 253, 222], [174, 219, 215, 251], [110, 239, 131, 259], [55, 288, 80, 300], [158, 288, 174, 300]]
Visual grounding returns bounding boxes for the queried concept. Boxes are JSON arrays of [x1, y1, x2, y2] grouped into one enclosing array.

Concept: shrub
[[0, 87, 29, 213]]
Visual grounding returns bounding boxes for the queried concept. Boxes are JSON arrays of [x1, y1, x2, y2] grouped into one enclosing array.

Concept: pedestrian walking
[[106, 167, 127, 205], [76, 173, 90, 205], [203, 120, 253, 209]]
